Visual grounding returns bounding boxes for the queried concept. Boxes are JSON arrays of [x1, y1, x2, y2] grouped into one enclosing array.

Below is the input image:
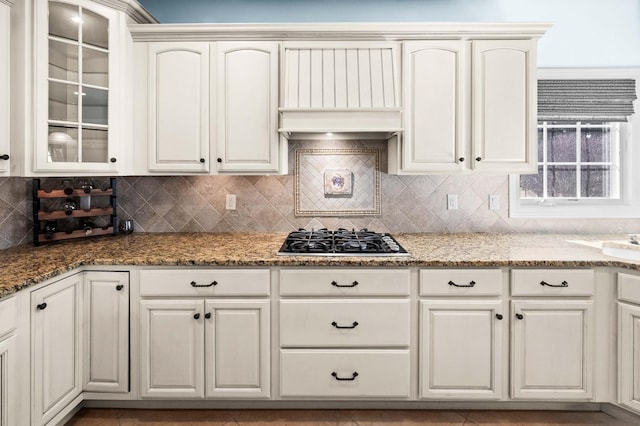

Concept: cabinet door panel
[[0, 335, 17, 426], [83, 271, 129, 393], [402, 41, 466, 172], [205, 300, 270, 398], [216, 41, 279, 172], [472, 40, 537, 173], [140, 300, 205, 398], [420, 300, 503, 399], [148, 43, 209, 172], [32, 274, 82, 425], [511, 300, 593, 399], [619, 303, 640, 412]]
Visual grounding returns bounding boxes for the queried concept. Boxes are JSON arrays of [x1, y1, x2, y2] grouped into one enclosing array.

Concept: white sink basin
[[602, 241, 640, 262]]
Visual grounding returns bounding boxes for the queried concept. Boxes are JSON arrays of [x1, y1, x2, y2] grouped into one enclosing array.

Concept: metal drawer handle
[[190, 280, 217, 288], [448, 280, 476, 288], [331, 321, 359, 329], [36, 303, 47, 310], [331, 280, 359, 288], [331, 371, 359, 381], [540, 280, 568, 288]]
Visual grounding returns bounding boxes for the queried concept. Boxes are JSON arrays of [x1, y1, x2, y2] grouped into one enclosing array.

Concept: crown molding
[[128, 22, 552, 42], [92, 0, 157, 24]]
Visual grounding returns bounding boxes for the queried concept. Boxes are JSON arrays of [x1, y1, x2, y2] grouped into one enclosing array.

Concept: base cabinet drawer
[[280, 269, 410, 296], [280, 350, 410, 398], [280, 300, 410, 347], [511, 269, 594, 296]]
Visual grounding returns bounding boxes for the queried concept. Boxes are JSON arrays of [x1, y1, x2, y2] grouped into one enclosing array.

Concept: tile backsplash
[[1, 139, 639, 250]]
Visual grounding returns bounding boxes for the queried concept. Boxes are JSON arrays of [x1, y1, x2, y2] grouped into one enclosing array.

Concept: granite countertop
[[1, 232, 638, 299]]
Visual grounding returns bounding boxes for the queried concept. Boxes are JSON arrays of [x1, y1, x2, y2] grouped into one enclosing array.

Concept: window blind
[[538, 79, 637, 122]]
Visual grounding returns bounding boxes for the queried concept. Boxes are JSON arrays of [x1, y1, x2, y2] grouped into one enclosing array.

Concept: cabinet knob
[[116, 284, 124, 291], [194, 313, 201, 320], [0, 154, 9, 160], [515, 313, 524, 320], [37, 302, 47, 310], [200, 158, 205, 163], [458, 157, 464, 162], [110, 158, 117, 163], [495, 313, 503, 320], [217, 158, 222, 163], [475, 157, 482, 162], [205, 312, 211, 319]]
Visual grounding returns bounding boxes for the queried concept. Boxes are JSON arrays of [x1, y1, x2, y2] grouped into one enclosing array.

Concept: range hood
[[278, 42, 402, 140]]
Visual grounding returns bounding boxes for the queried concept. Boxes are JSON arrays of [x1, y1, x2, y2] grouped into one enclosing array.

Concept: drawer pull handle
[[331, 280, 359, 288], [496, 313, 503, 320], [448, 280, 476, 288], [331, 371, 359, 381], [36, 302, 47, 310], [331, 321, 359, 329], [540, 280, 568, 288], [190, 280, 218, 288], [515, 313, 524, 320]]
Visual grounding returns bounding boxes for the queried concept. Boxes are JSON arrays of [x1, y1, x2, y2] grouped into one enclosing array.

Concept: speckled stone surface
[[1, 232, 639, 299]]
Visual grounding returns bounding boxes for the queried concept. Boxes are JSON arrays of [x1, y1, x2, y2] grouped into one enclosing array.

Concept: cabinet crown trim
[[129, 22, 552, 42]]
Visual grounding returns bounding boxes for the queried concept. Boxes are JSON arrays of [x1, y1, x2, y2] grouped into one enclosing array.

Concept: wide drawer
[[511, 269, 595, 296], [0, 296, 16, 337], [279, 269, 409, 296], [420, 269, 502, 296], [280, 349, 410, 398], [140, 269, 270, 297], [280, 300, 410, 347], [618, 273, 640, 304]]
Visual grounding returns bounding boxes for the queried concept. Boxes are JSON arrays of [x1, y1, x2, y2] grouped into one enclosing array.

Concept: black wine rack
[[32, 178, 118, 246]]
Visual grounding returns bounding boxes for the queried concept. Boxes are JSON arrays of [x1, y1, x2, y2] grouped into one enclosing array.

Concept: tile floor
[[66, 408, 636, 425]]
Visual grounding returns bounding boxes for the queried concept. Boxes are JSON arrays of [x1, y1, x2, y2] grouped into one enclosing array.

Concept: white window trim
[[509, 68, 640, 219]]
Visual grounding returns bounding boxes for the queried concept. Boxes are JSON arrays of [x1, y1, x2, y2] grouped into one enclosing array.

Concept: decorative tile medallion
[[295, 148, 381, 216]]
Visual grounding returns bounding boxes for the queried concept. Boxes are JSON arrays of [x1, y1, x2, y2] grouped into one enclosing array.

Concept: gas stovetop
[[277, 228, 410, 257]]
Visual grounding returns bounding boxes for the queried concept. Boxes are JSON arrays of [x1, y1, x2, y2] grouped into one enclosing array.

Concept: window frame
[[509, 68, 640, 219]]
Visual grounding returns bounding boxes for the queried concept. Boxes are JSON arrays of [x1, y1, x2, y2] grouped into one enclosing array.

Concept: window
[[510, 69, 639, 218]]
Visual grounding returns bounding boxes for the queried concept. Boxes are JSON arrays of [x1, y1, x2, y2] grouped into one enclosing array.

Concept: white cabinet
[[31, 274, 82, 425], [0, 295, 17, 426], [146, 42, 210, 172], [0, 2, 10, 176], [279, 269, 411, 399], [511, 300, 594, 400], [420, 300, 504, 399], [401, 41, 467, 173], [215, 41, 281, 173], [11, 0, 153, 176], [139, 268, 271, 399], [619, 302, 640, 412], [395, 38, 537, 174], [83, 271, 129, 393], [471, 39, 537, 173]]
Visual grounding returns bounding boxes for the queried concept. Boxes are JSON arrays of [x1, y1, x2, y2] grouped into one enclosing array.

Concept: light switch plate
[[225, 194, 236, 210], [489, 194, 500, 210], [447, 194, 458, 210]]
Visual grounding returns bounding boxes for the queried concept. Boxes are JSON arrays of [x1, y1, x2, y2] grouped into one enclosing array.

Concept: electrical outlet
[[225, 194, 236, 210], [489, 194, 500, 210], [447, 194, 458, 210]]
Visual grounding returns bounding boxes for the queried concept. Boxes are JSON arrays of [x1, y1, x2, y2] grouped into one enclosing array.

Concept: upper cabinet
[[146, 42, 210, 173], [392, 35, 541, 175], [215, 41, 280, 173], [0, 1, 11, 176], [10, 0, 155, 176]]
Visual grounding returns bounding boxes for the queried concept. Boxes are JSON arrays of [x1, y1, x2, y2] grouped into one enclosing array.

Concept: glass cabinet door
[[47, 1, 109, 164]]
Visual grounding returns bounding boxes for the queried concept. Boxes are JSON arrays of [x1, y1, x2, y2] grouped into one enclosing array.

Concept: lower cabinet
[[31, 274, 82, 426], [140, 298, 270, 399], [420, 300, 504, 399], [83, 271, 129, 393], [511, 300, 594, 400], [619, 302, 640, 412], [0, 334, 17, 426]]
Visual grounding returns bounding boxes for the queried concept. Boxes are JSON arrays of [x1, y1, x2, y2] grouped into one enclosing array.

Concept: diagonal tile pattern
[[1, 139, 640, 251]]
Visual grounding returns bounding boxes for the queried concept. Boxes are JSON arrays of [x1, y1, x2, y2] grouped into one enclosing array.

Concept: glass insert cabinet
[[34, 0, 124, 174]]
